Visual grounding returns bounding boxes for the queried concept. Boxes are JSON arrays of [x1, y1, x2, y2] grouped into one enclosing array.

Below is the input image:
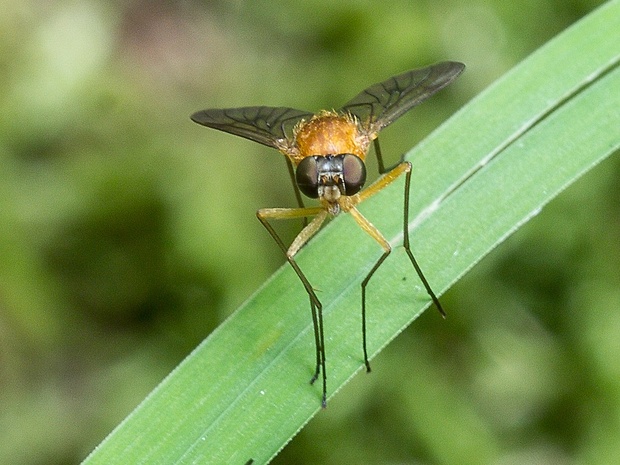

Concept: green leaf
[[83, 2, 620, 464]]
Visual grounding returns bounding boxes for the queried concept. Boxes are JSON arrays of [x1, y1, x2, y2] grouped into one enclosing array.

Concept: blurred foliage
[[0, 0, 616, 464]]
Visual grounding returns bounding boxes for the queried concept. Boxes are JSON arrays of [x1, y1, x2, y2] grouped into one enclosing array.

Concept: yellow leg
[[352, 160, 411, 204], [256, 206, 328, 407], [347, 206, 391, 372], [345, 160, 445, 372]]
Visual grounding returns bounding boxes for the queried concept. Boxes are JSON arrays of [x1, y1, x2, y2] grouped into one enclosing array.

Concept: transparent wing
[[339, 61, 465, 135], [190, 106, 313, 149]]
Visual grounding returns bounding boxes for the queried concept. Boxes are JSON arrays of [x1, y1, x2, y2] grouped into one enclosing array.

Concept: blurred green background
[[1, 0, 618, 464]]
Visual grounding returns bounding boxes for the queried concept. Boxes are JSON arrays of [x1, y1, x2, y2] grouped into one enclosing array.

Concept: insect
[[191, 61, 465, 407]]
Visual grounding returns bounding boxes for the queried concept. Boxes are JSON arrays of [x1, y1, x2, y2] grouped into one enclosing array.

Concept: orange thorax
[[294, 112, 367, 162]]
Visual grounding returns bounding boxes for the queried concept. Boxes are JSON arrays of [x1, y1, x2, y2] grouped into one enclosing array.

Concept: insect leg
[[256, 206, 329, 407], [347, 161, 446, 369], [401, 163, 446, 318], [373, 137, 402, 175], [284, 157, 308, 227], [373, 137, 387, 174], [347, 207, 391, 372], [359, 160, 445, 317]]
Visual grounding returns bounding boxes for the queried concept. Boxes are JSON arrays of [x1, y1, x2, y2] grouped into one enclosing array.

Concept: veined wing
[[339, 61, 465, 136], [190, 106, 313, 149]]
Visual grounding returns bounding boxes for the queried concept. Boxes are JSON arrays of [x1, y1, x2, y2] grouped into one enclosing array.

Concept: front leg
[[256, 206, 329, 407]]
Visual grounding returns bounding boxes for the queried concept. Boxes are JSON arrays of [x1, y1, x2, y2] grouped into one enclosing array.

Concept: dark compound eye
[[341, 154, 366, 195], [296, 156, 320, 198]]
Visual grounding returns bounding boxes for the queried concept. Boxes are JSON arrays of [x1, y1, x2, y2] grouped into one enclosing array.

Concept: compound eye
[[342, 154, 366, 195], [296, 156, 320, 198]]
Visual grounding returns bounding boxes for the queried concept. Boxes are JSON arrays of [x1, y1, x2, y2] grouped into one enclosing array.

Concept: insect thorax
[[292, 111, 369, 164]]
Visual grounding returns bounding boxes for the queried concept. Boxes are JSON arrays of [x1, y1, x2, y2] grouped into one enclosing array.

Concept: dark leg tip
[[437, 305, 447, 319]]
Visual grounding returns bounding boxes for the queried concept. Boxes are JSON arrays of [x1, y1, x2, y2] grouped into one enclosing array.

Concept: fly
[[191, 61, 465, 407]]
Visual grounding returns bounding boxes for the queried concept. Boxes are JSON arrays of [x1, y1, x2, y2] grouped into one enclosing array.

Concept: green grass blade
[[83, 1, 620, 464]]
